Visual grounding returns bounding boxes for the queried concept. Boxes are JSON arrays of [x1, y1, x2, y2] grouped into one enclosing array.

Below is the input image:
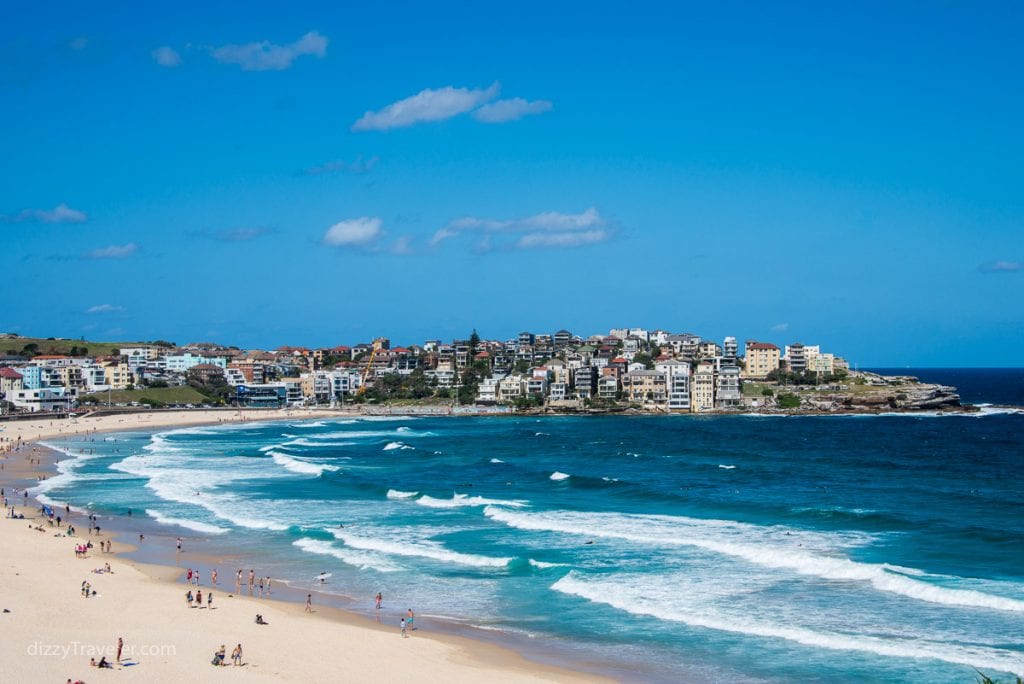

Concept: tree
[[468, 329, 481, 354], [777, 393, 800, 409]]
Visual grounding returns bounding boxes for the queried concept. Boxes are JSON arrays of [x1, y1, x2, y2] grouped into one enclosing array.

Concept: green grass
[[0, 335, 149, 357], [81, 386, 210, 405]]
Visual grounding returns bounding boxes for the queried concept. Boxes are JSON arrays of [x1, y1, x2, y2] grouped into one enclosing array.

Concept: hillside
[[0, 335, 168, 358]]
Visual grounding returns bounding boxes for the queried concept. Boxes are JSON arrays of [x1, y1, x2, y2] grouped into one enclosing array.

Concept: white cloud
[[516, 229, 608, 249], [472, 97, 552, 123], [771, 323, 790, 332], [981, 260, 1023, 273], [2, 203, 87, 223], [211, 31, 327, 71], [152, 46, 182, 67], [433, 208, 610, 251], [86, 304, 124, 314], [84, 243, 138, 259], [303, 155, 379, 175], [323, 217, 382, 246], [353, 82, 500, 131]]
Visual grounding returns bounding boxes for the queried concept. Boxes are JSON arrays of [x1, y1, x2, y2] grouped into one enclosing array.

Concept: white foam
[[292, 538, 399, 573], [552, 572, 1024, 675], [719, 464, 736, 470], [386, 489, 419, 500], [417, 493, 527, 509], [528, 559, 566, 569], [281, 438, 356, 448], [485, 507, 1024, 613], [270, 451, 340, 476], [383, 441, 415, 451], [490, 458, 504, 464], [549, 471, 571, 481], [145, 509, 228, 535], [331, 530, 511, 568], [290, 421, 327, 428]]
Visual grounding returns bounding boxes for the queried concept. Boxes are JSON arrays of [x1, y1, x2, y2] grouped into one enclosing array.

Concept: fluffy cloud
[[86, 304, 124, 314], [211, 31, 327, 71], [2, 203, 87, 223], [432, 208, 610, 251], [980, 260, 1023, 273], [352, 82, 500, 131], [303, 156, 379, 175], [83, 243, 138, 259], [472, 97, 552, 123], [152, 46, 182, 67], [323, 217, 382, 246]]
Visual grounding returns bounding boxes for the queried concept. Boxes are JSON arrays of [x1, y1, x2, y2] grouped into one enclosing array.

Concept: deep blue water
[[867, 368, 1024, 406], [32, 370, 1024, 682]]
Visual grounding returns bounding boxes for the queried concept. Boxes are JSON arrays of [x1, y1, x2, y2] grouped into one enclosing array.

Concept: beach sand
[[0, 411, 604, 683]]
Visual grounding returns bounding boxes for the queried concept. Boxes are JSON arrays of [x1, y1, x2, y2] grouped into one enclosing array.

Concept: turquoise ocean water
[[31, 370, 1024, 682]]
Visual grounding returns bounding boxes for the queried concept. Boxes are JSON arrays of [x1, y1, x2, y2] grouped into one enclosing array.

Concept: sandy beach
[[0, 410, 604, 683]]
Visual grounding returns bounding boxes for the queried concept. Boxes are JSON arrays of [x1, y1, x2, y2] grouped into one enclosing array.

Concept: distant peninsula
[[0, 330, 975, 417]]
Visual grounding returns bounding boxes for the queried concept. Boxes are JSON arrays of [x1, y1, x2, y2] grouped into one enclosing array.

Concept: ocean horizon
[[31, 369, 1024, 682]]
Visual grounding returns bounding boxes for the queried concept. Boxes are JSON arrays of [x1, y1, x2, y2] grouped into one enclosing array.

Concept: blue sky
[[2, 1, 1022, 366]]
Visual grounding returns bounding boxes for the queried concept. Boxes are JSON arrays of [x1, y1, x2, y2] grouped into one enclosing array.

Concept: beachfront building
[[656, 360, 691, 412], [234, 383, 287, 407], [0, 367, 23, 396], [744, 341, 780, 379], [623, 370, 668, 407], [691, 361, 716, 413], [716, 364, 742, 408], [784, 344, 807, 373], [6, 386, 77, 412]]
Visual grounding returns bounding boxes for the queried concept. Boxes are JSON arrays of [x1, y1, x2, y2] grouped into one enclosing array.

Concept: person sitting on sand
[[255, 614, 268, 625], [97, 656, 112, 668], [212, 645, 226, 666]]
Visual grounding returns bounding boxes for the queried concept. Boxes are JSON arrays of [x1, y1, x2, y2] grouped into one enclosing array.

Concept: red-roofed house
[[0, 367, 23, 395], [744, 341, 780, 379]]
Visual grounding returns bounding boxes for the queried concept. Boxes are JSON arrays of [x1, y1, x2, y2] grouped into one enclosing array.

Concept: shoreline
[[0, 411, 613, 683]]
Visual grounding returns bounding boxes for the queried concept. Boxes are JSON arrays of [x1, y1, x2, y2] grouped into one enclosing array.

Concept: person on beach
[[407, 608, 415, 630], [196, 589, 203, 606], [305, 594, 312, 613], [400, 618, 407, 637], [186, 590, 193, 607], [186, 568, 193, 584], [176, 537, 182, 552], [194, 570, 201, 586], [375, 592, 382, 610], [207, 591, 214, 609], [258, 576, 264, 598], [265, 576, 271, 594], [255, 614, 268, 625], [211, 568, 217, 586], [231, 643, 243, 666], [248, 569, 254, 594], [116, 637, 123, 663], [212, 645, 226, 666]]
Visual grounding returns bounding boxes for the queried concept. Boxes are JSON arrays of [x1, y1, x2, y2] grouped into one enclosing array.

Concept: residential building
[[597, 375, 619, 400], [723, 337, 738, 364], [692, 361, 716, 413], [7, 386, 77, 412], [656, 360, 691, 412], [785, 344, 807, 373], [622, 370, 668, 406], [744, 341, 780, 379], [234, 383, 287, 407], [476, 378, 499, 404], [716, 364, 742, 408], [0, 367, 24, 396], [165, 352, 227, 373], [104, 360, 134, 390]]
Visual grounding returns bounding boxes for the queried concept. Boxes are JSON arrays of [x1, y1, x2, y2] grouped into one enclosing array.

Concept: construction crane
[[356, 338, 386, 395]]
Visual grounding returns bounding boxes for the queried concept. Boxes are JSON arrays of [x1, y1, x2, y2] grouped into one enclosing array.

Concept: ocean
[[32, 369, 1024, 682]]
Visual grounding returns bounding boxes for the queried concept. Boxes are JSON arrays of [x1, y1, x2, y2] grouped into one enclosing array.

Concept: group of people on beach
[[211, 643, 244, 667], [185, 588, 214, 609], [236, 568, 272, 597]]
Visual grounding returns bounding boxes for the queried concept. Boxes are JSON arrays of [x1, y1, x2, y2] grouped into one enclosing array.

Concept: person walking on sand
[[231, 643, 242, 666], [196, 589, 203, 607], [305, 594, 312, 613], [400, 618, 407, 637], [207, 592, 213, 609], [116, 637, 123, 663]]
